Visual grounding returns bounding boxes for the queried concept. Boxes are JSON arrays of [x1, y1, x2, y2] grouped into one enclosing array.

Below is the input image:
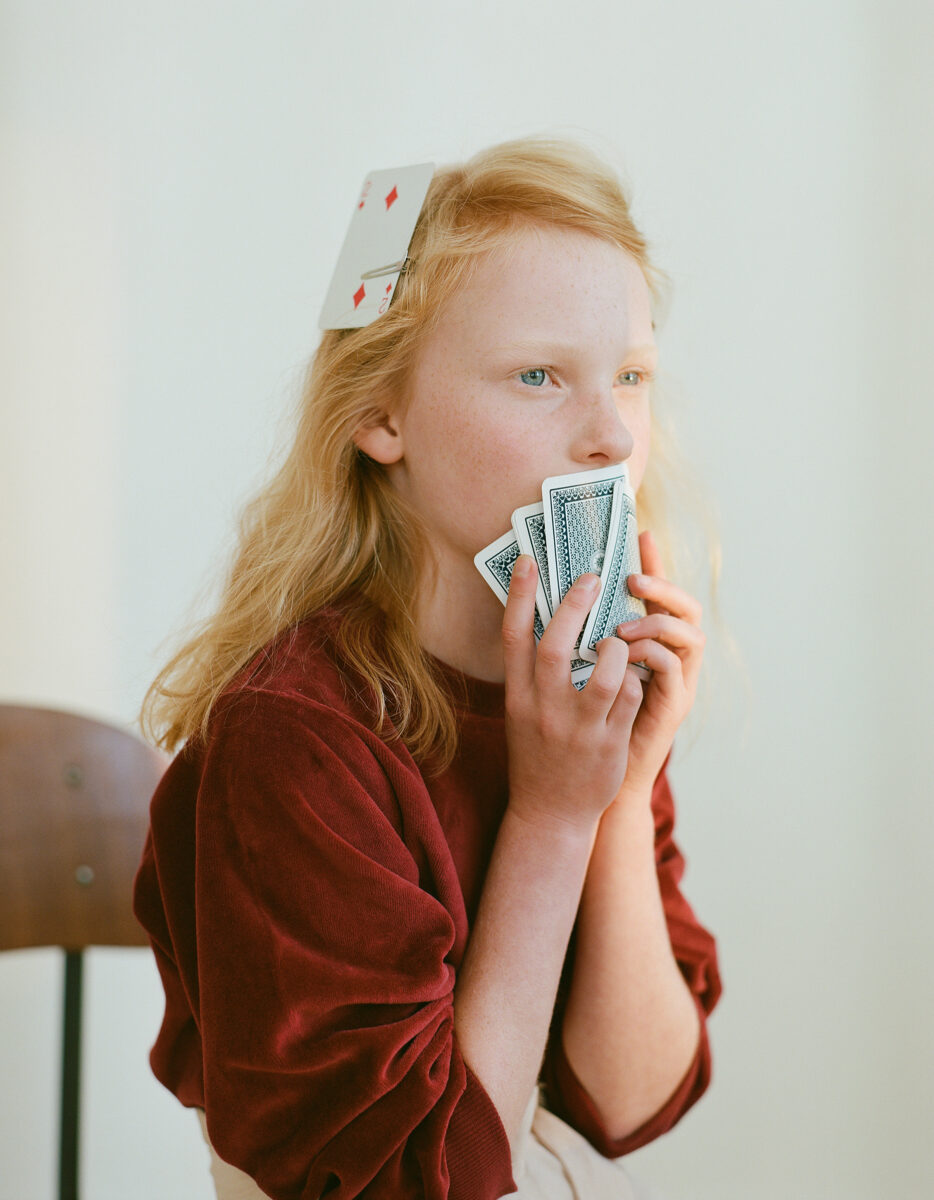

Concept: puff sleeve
[[540, 757, 722, 1157], [136, 690, 516, 1200]]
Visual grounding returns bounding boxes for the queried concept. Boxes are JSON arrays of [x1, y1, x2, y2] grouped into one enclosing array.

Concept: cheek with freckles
[[437, 402, 542, 489]]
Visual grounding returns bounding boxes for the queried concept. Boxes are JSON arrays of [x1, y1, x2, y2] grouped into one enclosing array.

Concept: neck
[[415, 553, 508, 683]]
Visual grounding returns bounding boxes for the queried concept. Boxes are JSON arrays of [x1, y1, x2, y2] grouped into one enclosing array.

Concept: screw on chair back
[[0, 703, 168, 1200]]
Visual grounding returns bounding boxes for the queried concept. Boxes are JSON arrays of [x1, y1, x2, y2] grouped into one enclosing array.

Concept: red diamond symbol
[[385, 186, 398, 210], [353, 282, 366, 308], [384, 282, 392, 295]]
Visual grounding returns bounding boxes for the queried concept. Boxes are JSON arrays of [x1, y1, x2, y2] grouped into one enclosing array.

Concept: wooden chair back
[[0, 703, 168, 1200], [0, 704, 167, 952]]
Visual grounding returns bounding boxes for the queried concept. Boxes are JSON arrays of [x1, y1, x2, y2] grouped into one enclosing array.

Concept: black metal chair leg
[[60, 949, 82, 1200]]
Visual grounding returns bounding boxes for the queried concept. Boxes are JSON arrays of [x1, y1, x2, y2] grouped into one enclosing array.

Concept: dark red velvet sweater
[[133, 612, 721, 1200]]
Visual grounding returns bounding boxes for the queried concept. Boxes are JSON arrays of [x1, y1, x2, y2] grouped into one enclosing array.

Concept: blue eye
[[618, 369, 655, 386], [519, 368, 548, 387]]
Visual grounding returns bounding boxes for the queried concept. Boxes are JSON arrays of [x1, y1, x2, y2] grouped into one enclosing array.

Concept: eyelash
[[517, 367, 655, 388]]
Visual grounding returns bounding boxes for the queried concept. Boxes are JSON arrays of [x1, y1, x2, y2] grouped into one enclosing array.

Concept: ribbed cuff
[[445, 1061, 517, 1199]]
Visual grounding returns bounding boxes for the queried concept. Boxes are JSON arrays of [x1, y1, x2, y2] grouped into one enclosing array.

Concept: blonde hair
[[142, 136, 730, 769]]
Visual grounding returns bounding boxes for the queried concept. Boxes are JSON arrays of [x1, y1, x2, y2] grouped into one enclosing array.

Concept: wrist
[[600, 785, 656, 846], [505, 796, 601, 847], [611, 776, 654, 812], [617, 758, 666, 804]]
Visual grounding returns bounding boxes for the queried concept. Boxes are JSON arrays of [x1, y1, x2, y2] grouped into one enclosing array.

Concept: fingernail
[[576, 573, 599, 591], [513, 555, 533, 579]]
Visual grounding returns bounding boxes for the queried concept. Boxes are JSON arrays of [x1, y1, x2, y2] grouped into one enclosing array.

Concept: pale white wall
[[1, 2, 931, 1197]]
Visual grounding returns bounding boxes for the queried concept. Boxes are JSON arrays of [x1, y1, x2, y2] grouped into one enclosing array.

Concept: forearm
[[561, 788, 700, 1141], [454, 806, 598, 1158]]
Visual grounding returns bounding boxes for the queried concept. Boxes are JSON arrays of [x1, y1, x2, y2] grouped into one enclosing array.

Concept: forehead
[[430, 224, 653, 352]]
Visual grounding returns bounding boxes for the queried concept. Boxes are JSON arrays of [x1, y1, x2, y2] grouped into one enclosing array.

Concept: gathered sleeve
[[139, 691, 515, 1200], [540, 757, 722, 1157]]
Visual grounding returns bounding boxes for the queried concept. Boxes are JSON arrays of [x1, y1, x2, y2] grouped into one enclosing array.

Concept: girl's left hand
[[609, 529, 705, 796]]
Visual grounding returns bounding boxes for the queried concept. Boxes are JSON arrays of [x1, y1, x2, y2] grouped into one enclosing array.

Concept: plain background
[[2, 2, 932, 1197]]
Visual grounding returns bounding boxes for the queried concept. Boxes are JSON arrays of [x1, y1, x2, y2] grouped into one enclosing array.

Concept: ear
[[353, 408, 404, 464]]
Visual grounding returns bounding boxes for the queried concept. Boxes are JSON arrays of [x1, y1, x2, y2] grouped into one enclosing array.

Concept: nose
[[568, 391, 634, 467]]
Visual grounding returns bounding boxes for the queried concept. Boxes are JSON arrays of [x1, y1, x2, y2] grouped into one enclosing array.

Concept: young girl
[[134, 137, 721, 1200]]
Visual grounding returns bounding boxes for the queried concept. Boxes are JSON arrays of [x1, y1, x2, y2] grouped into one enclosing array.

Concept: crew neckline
[[428, 654, 505, 719], [307, 606, 507, 720]]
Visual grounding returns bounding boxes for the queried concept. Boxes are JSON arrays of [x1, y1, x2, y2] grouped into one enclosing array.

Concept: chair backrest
[[0, 704, 168, 952]]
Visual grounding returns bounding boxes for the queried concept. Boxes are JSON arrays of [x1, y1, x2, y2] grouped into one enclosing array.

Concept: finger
[[621, 637, 688, 703], [501, 555, 539, 690], [627, 573, 703, 626], [581, 635, 632, 716], [633, 528, 665, 617], [606, 662, 647, 729], [638, 529, 667, 580], [622, 609, 706, 685], [535, 573, 600, 686], [618, 619, 705, 696], [616, 614, 706, 658]]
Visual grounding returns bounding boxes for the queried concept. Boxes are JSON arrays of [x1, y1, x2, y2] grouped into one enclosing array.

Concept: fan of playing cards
[[474, 463, 650, 687]]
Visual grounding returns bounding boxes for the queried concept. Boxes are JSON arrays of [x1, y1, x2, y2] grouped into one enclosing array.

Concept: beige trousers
[[196, 1088, 646, 1199]]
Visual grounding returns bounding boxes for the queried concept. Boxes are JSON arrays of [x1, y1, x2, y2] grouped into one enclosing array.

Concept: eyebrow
[[495, 340, 659, 362], [623, 343, 659, 362]]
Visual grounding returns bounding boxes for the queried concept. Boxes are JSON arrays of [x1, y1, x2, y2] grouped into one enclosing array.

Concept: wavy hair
[[141, 136, 729, 769]]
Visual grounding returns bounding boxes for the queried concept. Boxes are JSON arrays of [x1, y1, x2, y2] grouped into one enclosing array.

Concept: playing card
[[542, 463, 624, 610], [541, 465, 624, 613], [474, 527, 595, 689], [473, 529, 545, 641], [579, 474, 651, 680], [508, 500, 595, 685], [510, 501, 554, 630], [319, 163, 435, 329]]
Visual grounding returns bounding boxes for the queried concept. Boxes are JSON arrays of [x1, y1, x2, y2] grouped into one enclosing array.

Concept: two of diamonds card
[[319, 163, 435, 330], [474, 464, 649, 684]]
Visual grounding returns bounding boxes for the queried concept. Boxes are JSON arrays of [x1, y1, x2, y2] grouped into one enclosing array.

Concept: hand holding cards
[[474, 464, 650, 685]]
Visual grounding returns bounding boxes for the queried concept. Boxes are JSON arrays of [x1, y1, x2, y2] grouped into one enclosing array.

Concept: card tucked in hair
[[319, 163, 435, 330]]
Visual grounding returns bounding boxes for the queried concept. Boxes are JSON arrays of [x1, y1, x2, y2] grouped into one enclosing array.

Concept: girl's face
[[368, 224, 656, 576]]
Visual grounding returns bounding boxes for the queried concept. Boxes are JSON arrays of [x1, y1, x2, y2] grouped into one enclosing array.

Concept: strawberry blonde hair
[[142, 136, 725, 768]]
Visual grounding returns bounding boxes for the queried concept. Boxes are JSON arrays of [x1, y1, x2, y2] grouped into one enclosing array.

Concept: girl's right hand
[[502, 555, 644, 832]]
